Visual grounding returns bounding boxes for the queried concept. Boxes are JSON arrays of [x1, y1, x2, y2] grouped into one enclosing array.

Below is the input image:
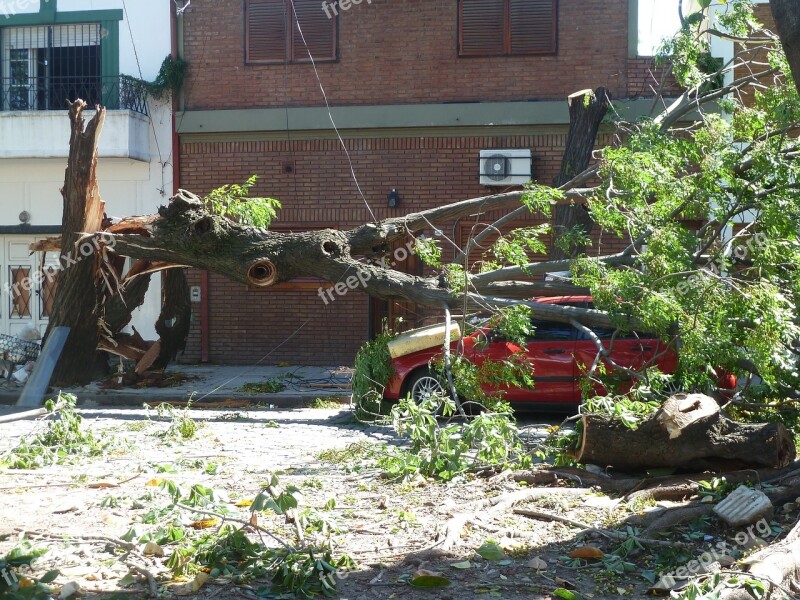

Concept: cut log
[[575, 394, 796, 472]]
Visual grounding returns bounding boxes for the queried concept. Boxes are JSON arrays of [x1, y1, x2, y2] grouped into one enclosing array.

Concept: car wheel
[[405, 368, 448, 405]]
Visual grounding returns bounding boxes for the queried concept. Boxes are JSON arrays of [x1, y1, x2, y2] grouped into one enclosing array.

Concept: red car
[[384, 296, 681, 408]]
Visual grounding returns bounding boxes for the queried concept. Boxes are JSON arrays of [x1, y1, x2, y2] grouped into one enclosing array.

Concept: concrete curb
[[0, 390, 352, 409]]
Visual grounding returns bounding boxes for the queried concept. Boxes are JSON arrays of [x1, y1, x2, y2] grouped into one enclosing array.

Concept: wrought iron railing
[[0, 75, 149, 115]]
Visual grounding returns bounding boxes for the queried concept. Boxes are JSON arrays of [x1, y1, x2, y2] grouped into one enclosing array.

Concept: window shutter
[[247, 0, 288, 63], [510, 0, 556, 54], [290, 0, 337, 62], [460, 0, 507, 56]]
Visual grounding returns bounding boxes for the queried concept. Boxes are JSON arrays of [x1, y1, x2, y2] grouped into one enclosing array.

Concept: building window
[[1, 24, 102, 111], [459, 0, 557, 57], [246, 0, 337, 64]]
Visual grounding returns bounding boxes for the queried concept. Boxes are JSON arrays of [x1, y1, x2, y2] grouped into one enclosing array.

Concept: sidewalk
[[0, 364, 353, 409]]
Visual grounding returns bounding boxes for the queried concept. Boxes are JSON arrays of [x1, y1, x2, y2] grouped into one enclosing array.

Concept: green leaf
[[38, 570, 59, 584], [451, 561, 471, 569], [476, 541, 506, 561], [410, 574, 451, 588], [553, 589, 584, 600]]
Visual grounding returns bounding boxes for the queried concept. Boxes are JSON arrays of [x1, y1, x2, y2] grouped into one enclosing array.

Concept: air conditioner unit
[[479, 149, 532, 186]]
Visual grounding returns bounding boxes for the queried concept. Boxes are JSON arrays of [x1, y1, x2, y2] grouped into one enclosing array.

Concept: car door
[[465, 320, 577, 403], [573, 326, 667, 396]]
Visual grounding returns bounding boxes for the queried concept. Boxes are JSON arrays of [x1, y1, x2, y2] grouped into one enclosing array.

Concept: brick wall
[[627, 56, 683, 98], [181, 0, 631, 110], [178, 132, 632, 365], [733, 3, 777, 106]]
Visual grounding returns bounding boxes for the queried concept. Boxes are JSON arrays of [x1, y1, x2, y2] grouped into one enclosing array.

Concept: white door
[[1, 235, 55, 337]]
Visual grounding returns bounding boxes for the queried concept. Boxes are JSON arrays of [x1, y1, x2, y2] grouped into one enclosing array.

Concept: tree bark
[[770, 0, 800, 95], [718, 518, 800, 599], [575, 394, 796, 472], [153, 268, 191, 369], [45, 102, 108, 386], [549, 87, 611, 261], [102, 191, 635, 332]]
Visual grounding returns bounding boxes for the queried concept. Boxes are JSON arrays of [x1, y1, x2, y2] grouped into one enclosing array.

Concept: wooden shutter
[[460, 0, 506, 56], [247, 0, 288, 63], [290, 0, 337, 62], [510, 0, 556, 54]]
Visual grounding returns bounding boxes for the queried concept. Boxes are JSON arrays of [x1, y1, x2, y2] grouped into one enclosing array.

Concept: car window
[[583, 327, 644, 340], [528, 320, 576, 341]]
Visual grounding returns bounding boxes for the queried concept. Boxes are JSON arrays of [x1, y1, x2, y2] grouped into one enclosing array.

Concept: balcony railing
[[0, 75, 149, 116]]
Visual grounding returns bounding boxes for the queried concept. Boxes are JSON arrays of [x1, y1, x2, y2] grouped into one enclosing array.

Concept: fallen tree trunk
[[718, 518, 800, 600], [575, 394, 796, 472], [101, 191, 637, 331]]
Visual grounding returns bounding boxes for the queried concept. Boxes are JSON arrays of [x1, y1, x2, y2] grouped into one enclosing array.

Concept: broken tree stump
[[575, 393, 796, 472], [45, 101, 108, 386]]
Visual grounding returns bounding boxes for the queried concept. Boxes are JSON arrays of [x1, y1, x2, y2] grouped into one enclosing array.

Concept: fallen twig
[[125, 560, 159, 597], [173, 503, 294, 550], [512, 508, 692, 550]]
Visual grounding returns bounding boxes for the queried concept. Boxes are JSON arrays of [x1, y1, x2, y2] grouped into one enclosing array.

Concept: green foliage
[[430, 352, 533, 411], [581, 395, 660, 430], [130, 476, 355, 597], [204, 175, 281, 228], [1, 394, 110, 469], [443, 263, 468, 294], [238, 377, 287, 394], [495, 305, 534, 347], [351, 332, 395, 421], [533, 424, 582, 467], [146, 400, 199, 440], [120, 55, 187, 101], [378, 396, 529, 481], [492, 224, 550, 266], [0, 544, 56, 600], [673, 572, 785, 600], [520, 182, 561, 216], [414, 236, 442, 267]]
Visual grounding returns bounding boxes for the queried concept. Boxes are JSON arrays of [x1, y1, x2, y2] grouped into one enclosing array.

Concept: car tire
[[404, 367, 448, 405], [403, 368, 479, 415]]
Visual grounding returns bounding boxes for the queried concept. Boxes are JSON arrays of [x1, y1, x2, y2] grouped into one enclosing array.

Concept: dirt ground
[[0, 405, 794, 599]]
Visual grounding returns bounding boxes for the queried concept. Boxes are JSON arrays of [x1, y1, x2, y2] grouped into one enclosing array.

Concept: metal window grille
[[39, 263, 58, 320], [0, 24, 147, 114], [9, 266, 31, 319]]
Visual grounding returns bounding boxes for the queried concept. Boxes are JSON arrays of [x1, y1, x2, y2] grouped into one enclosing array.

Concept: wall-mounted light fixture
[[19, 211, 30, 224], [387, 188, 400, 208]]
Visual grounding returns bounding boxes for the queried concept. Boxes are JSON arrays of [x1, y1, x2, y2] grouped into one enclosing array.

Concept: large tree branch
[[470, 253, 638, 285], [103, 194, 640, 332]]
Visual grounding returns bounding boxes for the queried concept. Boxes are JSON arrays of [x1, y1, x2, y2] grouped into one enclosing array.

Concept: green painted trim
[[180, 124, 574, 143], [1, 8, 123, 27], [101, 19, 120, 105], [1, 8, 123, 102], [628, 0, 638, 57], [176, 98, 666, 135], [40, 0, 57, 19]]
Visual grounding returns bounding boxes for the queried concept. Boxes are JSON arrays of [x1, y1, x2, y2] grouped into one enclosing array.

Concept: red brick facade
[[183, 0, 636, 109], [176, 0, 677, 365]]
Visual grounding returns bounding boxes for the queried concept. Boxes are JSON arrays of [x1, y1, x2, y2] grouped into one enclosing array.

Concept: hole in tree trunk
[[194, 217, 214, 234], [247, 260, 277, 287]]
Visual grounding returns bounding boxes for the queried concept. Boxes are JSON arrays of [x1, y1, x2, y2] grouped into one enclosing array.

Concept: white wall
[[0, 0, 174, 339]]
